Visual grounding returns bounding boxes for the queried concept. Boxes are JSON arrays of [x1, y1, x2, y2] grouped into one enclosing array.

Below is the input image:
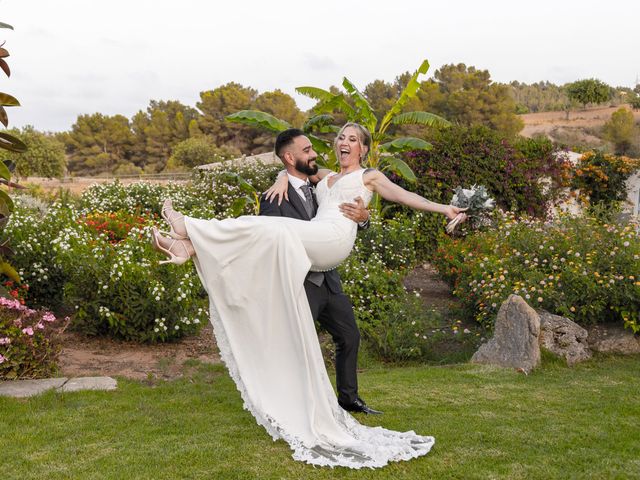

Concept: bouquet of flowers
[[446, 185, 495, 233]]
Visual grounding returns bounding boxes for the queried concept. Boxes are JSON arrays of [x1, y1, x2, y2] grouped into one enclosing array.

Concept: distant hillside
[[519, 104, 640, 151]]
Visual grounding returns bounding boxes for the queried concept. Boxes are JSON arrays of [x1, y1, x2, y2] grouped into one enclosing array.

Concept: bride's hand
[[444, 207, 468, 234], [443, 205, 467, 221], [264, 174, 289, 206]]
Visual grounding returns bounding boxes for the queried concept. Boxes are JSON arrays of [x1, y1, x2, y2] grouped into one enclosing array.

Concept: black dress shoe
[[339, 397, 383, 415]]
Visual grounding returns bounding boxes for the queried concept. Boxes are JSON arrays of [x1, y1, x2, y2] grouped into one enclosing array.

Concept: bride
[[151, 123, 466, 468]]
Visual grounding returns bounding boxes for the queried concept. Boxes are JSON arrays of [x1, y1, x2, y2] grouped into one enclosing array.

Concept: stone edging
[[0, 376, 117, 398]]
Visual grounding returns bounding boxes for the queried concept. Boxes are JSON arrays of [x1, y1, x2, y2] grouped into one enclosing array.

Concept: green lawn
[[1, 355, 639, 480]]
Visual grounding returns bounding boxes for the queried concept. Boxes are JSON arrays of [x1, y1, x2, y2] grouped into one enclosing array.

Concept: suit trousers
[[304, 279, 360, 405]]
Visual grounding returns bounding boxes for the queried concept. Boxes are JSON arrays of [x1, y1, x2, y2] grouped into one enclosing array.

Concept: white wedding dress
[[184, 169, 434, 468]]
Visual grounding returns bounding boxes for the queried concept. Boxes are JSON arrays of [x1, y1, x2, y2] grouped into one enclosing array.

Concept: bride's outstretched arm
[[264, 169, 332, 205], [363, 170, 466, 221]]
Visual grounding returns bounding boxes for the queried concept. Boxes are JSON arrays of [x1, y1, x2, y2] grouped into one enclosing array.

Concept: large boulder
[[471, 295, 541, 373], [538, 310, 592, 365], [587, 324, 640, 355]]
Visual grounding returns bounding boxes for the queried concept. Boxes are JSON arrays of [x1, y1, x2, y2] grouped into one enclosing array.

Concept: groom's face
[[290, 136, 318, 177]]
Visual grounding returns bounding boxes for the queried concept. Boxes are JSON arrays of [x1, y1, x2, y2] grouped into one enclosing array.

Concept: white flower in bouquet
[[446, 185, 495, 233]]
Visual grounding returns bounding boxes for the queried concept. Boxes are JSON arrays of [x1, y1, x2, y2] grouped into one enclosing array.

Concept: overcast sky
[[2, 0, 639, 132]]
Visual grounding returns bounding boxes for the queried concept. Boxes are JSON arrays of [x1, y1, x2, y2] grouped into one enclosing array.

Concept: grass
[[1, 355, 639, 480]]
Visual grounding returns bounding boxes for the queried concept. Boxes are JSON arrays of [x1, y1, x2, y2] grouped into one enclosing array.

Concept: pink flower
[[22, 327, 34, 336], [0, 337, 10, 345], [0, 296, 24, 310], [36, 322, 45, 330], [42, 312, 56, 323], [0, 354, 6, 364], [13, 319, 22, 328]]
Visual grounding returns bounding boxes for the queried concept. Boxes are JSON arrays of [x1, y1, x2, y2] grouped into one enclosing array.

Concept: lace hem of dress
[[207, 301, 435, 469]]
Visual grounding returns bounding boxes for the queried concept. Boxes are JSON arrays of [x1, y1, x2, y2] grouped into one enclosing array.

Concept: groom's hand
[[339, 197, 369, 224]]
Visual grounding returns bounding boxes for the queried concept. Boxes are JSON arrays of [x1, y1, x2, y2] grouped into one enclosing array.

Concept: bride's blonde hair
[[333, 123, 372, 162]]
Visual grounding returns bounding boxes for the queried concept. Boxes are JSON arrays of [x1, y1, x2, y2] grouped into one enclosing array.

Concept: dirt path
[[58, 323, 220, 381], [403, 263, 458, 312]]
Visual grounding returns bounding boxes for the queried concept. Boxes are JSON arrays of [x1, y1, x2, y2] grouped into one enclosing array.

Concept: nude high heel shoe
[[160, 199, 188, 240], [150, 227, 191, 265]]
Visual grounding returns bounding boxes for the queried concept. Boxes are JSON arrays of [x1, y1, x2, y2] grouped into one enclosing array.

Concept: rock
[[58, 376, 117, 393], [471, 295, 541, 373], [538, 311, 592, 365], [587, 324, 640, 355], [0, 378, 67, 398]]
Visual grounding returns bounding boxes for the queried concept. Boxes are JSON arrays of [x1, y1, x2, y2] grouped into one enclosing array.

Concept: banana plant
[[226, 110, 339, 169], [0, 21, 25, 285], [226, 59, 450, 184], [297, 59, 450, 183], [222, 171, 262, 216]]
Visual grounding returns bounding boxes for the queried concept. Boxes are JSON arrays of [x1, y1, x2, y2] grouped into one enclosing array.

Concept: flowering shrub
[[394, 126, 572, 255], [0, 297, 67, 379], [352, 213, 419, 271], [3, 280, 28, 304], [79, 211, 147, 243], [58, 225, 208, 342], [76, 163, 281, 220], [571, 150, 640, 208], [338, 214, 448, 361], [432, 211, 640, 332], [3, 163, 475, 363], [6, 198, 208, 342], [6, 165, 281, 342]]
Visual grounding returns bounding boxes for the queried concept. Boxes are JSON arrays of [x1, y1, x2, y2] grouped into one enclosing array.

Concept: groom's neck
[[285, 167, 309, 182]]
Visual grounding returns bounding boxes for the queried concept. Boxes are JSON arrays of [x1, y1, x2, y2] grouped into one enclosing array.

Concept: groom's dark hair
[[275, 128, 305, 159]]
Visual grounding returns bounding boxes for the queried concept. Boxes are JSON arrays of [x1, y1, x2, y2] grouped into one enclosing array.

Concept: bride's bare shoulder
[[362, 168, 383, 181]]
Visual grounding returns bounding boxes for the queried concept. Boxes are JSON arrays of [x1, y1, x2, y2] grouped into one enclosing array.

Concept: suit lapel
[[287, 182, 311, 220]]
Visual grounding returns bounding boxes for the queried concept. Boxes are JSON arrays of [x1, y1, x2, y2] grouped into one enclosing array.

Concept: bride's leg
[[161, 199, 189, 239]]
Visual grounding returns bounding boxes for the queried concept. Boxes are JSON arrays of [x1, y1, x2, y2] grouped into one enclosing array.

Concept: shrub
[[352, 213, 419, 271], [6, 198, 208, 342], [166, 137, 240, 170], [404, 125, 570, 217], [0, 297, 67, 379], [357, 296, 440, 362], [0, 126, 66, 179], [7, 166, 281, 342], [76, 162, 281, 219], [396, 125, 571, 255], [431, 211, 640, 332], [339, 215, 447, 361], [571, 150, 640, 208], [79, 211, 147, 243], [61, 226, 208, 342]]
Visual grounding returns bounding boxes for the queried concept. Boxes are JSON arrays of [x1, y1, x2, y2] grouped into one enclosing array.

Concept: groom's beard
[[295, 159, 318, 176]]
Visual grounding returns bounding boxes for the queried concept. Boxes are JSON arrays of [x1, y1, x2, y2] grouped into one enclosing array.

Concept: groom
[[259, 128, 382, 415]]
